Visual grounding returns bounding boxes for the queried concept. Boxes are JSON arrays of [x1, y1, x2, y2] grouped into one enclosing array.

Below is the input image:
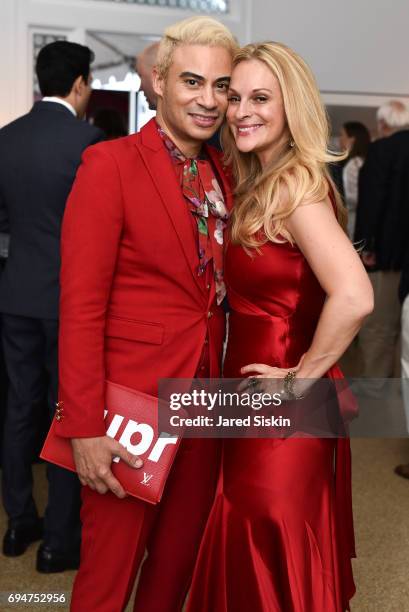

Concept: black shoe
[[395, 463, 409, 479], [36, 544, 80, 573], [3, 519, 43, 557]]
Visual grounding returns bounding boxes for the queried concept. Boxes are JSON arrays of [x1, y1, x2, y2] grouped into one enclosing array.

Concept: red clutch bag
[[40, 380, 184, 504]]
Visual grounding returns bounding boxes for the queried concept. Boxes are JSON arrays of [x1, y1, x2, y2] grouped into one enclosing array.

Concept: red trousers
[[70, 438, 221, 612]]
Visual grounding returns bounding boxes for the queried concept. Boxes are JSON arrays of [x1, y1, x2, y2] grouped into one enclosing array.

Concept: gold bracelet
[[283, 370, 304, 400]]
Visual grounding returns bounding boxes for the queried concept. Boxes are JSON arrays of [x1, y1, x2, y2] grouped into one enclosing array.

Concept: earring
[[289, 139, 295, 148]]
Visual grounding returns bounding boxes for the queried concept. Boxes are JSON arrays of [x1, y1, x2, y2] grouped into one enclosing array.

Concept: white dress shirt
[[342, 155, 364, 239], [42, 97, 77, 117]]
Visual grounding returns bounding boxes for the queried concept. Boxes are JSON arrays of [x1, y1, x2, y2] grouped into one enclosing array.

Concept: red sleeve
[[56, 144, 124, 438]]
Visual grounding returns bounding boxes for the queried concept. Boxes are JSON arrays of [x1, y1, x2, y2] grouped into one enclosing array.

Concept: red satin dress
[[187, 237, 356, 612]]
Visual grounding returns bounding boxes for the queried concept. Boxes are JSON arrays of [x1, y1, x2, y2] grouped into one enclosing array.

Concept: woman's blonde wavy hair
[[222, 42, 347, 248]]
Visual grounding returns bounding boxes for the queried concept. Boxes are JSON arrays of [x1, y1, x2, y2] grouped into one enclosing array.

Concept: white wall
[[0, 0, 18, 127], [1, 0, 409, 127], [0, 0, 251, 127], [250, 0, 409, 107]]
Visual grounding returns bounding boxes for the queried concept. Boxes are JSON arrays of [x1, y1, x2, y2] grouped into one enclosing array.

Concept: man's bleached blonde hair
[[156, 16, 238, 79], [223, 42, 347, 249]]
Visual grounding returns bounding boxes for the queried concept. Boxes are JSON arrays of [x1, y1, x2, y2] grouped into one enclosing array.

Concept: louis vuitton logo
[[140, 472, 154, 486]]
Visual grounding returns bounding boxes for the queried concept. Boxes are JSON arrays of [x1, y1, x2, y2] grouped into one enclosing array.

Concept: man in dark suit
[[354, 100, 409, 387], [0, 40, 103, 572]]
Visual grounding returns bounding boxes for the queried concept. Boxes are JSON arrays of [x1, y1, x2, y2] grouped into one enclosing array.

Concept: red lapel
[[137, 119, 202, 293], [137, 120, 233, 300]]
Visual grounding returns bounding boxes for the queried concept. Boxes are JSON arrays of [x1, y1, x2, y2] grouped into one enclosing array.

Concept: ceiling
[[86, 30, 160, 73]]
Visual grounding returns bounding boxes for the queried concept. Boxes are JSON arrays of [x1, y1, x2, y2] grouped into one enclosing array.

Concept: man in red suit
[[55, 16, 237, 612]]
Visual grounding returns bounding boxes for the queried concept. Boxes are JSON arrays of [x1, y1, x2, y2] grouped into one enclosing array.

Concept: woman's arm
[[286, 197, 373, 380]]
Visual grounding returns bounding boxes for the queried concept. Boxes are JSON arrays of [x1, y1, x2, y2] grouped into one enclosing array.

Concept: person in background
[[354, 100, 409, 386], [339, 121, 370, 238], [395, 253, 409, 478], [0, 247, 7, 467], [92, 107, 127, 139], [135, 41, 159, 110], [328, 159, 345, 202], [0, 40, 102, 572]]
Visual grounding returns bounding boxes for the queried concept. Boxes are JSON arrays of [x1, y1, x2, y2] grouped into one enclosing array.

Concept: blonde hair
[[223, 42, 347, 248], [156, 16, 238, 79]]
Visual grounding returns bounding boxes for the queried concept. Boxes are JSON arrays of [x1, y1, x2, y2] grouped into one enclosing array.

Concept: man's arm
[[57, 144, 123, 437], [89, 126, 105, 146], [0, 188, 10, 264], [57, 144, 142, 496], [0, 189, 9, 233]]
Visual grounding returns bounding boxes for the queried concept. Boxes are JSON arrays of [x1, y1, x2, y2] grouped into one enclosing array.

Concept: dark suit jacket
[[354, 130, 409, 270], [0, 101, 103, 319], [399, 252, 409, 303]]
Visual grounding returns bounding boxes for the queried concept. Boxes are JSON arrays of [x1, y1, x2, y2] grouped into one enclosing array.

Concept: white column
[[0, 0, 18, 126]]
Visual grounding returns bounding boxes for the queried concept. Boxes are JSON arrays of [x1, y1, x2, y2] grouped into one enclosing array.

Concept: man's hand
[[71, 436, 143, 498]]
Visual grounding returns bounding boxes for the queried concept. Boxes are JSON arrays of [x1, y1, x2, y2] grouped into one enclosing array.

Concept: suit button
[[55, 400, 65, 421], [207, 311, 213, 319]]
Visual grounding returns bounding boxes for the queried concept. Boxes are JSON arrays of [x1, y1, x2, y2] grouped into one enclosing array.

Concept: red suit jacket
[[56, 119, 232, 439]]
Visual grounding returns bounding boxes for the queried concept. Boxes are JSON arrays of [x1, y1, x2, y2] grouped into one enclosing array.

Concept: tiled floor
[[1, 337, 409, 612], [1, 436, 409, 612]]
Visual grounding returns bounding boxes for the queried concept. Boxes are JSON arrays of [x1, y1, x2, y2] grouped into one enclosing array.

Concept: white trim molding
[[322, 91, 409, 108]]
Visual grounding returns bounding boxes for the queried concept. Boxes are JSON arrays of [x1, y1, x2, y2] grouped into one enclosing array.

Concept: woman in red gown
[[187, 42, 374, 612]]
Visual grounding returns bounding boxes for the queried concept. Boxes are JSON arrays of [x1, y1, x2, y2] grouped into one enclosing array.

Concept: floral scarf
[[157, 124, 229, 305]]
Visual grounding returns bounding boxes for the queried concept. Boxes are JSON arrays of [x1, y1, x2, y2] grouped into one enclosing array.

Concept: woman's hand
[[239, 356, 305, 396]]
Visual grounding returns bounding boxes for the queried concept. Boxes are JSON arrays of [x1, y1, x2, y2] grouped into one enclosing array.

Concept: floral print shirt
[[157, 123, 229, 305]]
